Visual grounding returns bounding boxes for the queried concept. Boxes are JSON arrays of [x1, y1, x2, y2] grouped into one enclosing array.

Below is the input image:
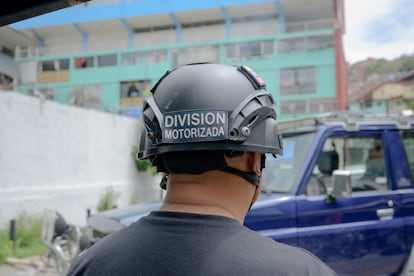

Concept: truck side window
[[306, 135, 389, 196], [402, 131, 414, 180]]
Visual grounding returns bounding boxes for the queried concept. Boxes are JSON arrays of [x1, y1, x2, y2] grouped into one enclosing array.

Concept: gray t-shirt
[[68, 211, 337, 276]]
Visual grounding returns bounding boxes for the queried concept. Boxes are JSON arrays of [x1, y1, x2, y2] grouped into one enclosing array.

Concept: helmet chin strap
[[158, 151, 266, 192], [159, 167, 260, 189], [220, 152, 266, 187], [159, 168, 260, 212], [219, 167, 260, 186], [220, 153, 266, 212], [219, 165, 261, 212], [248, 186, 259, 212]]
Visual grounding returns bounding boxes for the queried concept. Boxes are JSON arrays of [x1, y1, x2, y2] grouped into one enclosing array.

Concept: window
[[18, 46, 30, 58], [121, 50, 167, 65], [281, 100, 306, 114], [262, 132, 317, 193], [279, 35, 333, 52], [172, 46, 218, 67], [122, 52, 145, 65], [402, 131, 414, 179], [307, 35, 334, 50], [41, 61, 55, 71], [0, 45, 14, 57], [120, 80, 151, 98], [280, 67, 316, 95], [285, 22, 306, 32], [279, 38, 305, 52], [307, 19, 333, 30], [145, 50, 167, 64], [309, 99, 336, 113], [225, 40, 274, 60], [305, 135, 388, 196], [39, 59, 69, 72], [97, 54, 117, 67], [285, 19, 333, 33], [75, 57, 94, 68]]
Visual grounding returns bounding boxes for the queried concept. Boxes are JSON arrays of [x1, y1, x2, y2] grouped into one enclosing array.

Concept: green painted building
[[3, 0, 347, 121]]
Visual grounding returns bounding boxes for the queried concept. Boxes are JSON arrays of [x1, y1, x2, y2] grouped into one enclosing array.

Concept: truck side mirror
[[325, 170, 352, 203]]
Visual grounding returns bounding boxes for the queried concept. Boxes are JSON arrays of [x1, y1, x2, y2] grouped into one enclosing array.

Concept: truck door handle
[[376, 208, 394, 219]]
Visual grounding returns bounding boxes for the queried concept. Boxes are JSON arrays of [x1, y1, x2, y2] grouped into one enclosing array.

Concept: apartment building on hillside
[[2, 0, 347, 121], [349, 70, 414, 113]]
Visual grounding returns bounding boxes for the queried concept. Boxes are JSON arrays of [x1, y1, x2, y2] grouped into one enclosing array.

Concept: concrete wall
[[0, 92, 162, 227]]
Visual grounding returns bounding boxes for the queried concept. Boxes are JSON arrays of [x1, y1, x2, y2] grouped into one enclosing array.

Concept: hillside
[[348, 54, 414, 97]]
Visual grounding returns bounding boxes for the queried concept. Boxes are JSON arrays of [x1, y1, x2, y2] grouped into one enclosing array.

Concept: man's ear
[[247, 152, 262, 176]]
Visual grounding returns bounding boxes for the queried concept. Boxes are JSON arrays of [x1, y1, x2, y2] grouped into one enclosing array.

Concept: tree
[[399, 57, 414, 72]]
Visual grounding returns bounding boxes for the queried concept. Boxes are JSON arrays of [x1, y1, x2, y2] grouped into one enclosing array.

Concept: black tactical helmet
[[138, 63, 282, 159], [138, 63, 282, 186]]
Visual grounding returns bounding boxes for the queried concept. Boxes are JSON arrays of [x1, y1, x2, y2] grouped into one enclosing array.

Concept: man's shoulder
[[67, 223, 141, 276], [67, 213, 337, 276], [221, 228, 337, 275]]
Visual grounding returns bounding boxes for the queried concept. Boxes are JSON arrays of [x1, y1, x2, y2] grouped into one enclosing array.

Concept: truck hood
[[87, 201, 162, 235], [88, 192, 288, 235]]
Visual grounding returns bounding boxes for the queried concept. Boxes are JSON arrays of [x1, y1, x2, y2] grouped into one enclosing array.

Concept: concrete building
[[3, 0, 347, 121], [349, 70, 414, 113]]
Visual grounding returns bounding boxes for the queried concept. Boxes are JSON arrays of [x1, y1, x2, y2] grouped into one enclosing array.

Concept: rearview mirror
[[331, 170, 352, 198]]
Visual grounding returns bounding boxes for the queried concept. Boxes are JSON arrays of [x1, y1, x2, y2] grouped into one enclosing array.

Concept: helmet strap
[[157, 151, 264, 189], [219, 167, 260, 186], [248, 185, 259, 211]]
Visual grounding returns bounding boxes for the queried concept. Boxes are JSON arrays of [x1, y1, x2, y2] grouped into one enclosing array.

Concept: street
[[0, 256, 59, 276]]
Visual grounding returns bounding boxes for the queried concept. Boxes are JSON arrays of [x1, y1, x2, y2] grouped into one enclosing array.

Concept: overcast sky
[[343, 0, 414, 64]]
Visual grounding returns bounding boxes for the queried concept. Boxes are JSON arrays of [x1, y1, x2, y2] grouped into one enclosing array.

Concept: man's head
[[137, 63, 282, 188]]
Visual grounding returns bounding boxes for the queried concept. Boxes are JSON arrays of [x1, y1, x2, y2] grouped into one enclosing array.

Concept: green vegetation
[[131, 145, 157, 175], [399, 56, 414, 72], [366, 58, 397, 75], [143, 88, 153, 98], [96, 186, 120, 212], [0, 212, 47, 265], [403, 99, 414, 111], [96, 144, 160, 212], [365, 55, 414, 76]]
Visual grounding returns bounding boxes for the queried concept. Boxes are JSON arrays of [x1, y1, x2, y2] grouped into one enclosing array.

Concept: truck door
[[399, 130, 414, 260], [296, 130, 406, 276]]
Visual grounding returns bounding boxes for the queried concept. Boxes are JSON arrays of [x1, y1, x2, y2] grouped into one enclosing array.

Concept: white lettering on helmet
[[164, 127, 225, 141], [162, 110, 228, 143]]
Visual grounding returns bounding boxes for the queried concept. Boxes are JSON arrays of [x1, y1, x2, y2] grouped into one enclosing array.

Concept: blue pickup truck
[[87, 111, 414, 276]]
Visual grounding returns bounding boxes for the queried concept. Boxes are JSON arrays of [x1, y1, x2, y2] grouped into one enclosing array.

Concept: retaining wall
[[0, 91, 161, 227]]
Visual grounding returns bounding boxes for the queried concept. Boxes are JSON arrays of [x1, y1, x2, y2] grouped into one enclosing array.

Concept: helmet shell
[[138, 63, 283, 159]]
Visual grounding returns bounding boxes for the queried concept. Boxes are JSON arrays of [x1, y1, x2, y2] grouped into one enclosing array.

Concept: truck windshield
[[262, 131, 316, 193]]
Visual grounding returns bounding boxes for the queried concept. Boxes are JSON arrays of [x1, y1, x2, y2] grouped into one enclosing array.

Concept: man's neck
[[159, 172, 253, 224], [159, 202, 241, 223]]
